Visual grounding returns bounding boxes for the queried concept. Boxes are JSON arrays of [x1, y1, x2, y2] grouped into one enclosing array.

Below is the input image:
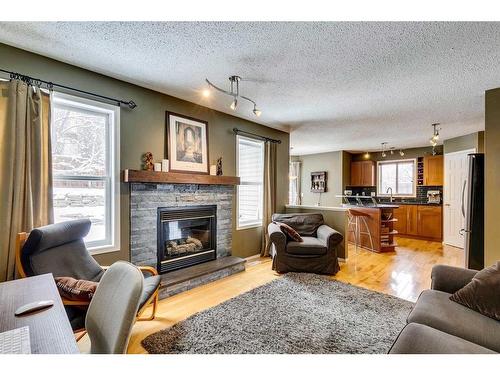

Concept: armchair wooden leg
[[136, 289, 159, 321], [74, 329, 87, 342]]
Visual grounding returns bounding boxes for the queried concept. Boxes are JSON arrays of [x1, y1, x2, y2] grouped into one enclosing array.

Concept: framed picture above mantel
[[165, 111, 209, 174]]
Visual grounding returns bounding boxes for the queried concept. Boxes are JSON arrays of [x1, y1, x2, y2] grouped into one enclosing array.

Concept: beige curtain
[[0, 79, 53, 281], [260, 141, 277, 256]]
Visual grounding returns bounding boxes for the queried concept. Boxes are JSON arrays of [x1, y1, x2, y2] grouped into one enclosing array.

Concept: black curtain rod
[[233, 128, 282, 144], [0, 68, 137, 109]]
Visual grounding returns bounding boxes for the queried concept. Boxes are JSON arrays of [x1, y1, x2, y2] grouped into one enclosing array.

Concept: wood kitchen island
[[346, 205, 399, 253]]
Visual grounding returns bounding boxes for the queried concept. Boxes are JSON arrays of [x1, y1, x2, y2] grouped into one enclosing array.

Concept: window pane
[[238, 185, 262, 225], [238, 140, 263, 183], [53, 179, 106, 243], [289, 162, 300, 205], [397, 162, 414, 195], [237, 136, 264, 227], [380, 163, 396, 193], [52, 106, 107, 177]]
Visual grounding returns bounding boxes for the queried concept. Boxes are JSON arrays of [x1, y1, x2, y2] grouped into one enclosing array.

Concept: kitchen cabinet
[[393, 204, 442, 241], [417, 206, 443, 240], [347, 206, 398, 253], [350, 162, 362, 186], [407, 205, 419, 236], [392, 206, 407, 235], [350, 161, 375, 186], [423, 155, 444, 186]]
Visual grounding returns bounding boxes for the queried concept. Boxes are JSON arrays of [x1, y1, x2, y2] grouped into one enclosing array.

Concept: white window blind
[[377, 159, 416, 196], [51, 92, 120, 254], [237, 135, 264, 229], [289, 161, 301, 205]]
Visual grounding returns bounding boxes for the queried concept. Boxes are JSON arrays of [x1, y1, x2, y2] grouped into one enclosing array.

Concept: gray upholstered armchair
[[268, 213, 343, 275], [15, 219, 160, 331]]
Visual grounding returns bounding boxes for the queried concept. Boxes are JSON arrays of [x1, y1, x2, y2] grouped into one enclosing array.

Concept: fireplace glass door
[[157, 205, 216, 273], [162, 217, 212, 259]]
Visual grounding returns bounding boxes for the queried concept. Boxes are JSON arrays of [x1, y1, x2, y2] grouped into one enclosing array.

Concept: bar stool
[[347, 209, 374, 253]]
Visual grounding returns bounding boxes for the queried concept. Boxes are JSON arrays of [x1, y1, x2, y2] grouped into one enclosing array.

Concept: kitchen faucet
[[386, 187, 393, 203]]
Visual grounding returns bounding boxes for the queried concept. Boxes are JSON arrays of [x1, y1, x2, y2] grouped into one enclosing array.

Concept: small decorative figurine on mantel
[[143, 152, 154, 171], [216, 157, 223, 176]]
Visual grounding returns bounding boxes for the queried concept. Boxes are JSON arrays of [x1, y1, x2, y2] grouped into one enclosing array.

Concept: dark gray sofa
[[267, 213, 343, 275], [389, 264, 499, 354]]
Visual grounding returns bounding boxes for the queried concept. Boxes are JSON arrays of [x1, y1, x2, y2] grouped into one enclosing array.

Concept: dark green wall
[[294, 151, 344, 207], [0, 43, 290, 262], [443, 131, 484, 154]]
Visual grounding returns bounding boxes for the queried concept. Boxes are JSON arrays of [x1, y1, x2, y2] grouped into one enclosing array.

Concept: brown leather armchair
[[268, 213, 342, 275]]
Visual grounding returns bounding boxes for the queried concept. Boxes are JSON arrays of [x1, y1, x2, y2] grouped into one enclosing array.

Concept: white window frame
[[377, 158, 417, 197], [236, 135, 265, 230], [51, 92, 120, 255]]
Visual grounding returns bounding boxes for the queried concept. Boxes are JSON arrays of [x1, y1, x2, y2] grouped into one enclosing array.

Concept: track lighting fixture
[[253, 104, 262, 117], [364, 151, 370, 159], [381, 142, 388, 158], [399, 149, 405, 156], [205, 75, 262, 117], [429, 123, 440, 146]]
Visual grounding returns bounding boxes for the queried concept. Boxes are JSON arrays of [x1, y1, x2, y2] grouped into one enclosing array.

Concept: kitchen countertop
[[342, 204, 400, 209], [336, 194, 442, 206], [285, 204, 347, 212], [377, 201, 442, 206]]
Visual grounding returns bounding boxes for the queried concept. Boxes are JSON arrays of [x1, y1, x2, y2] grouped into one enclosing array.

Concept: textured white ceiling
[[0, 22, 496, 155]]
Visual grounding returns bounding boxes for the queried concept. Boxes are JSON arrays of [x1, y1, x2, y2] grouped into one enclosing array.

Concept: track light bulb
[[202, 89, 210, 98], [364, 152, 370, 159], [230, 98, 237, 110], [382, 151, 386, 158], [253, 107, 262, 117], [399, 149, 405, 156]]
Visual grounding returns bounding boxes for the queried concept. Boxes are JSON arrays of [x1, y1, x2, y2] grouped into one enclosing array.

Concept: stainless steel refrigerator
[[462, 153, 484, 270]]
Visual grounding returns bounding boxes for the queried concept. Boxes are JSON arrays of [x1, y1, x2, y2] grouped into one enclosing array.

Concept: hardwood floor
[[337, 237, 463, 302], [79, 237, 464, 354]]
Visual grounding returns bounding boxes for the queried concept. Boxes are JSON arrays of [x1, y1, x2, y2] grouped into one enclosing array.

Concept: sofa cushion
[[450, 262, 500, 321], [408, 289, 500, 352], [389, 323, 496, 354], [271, 213, 324, 236], [286, 236, 327, 256], [274, 221, 303, 242]]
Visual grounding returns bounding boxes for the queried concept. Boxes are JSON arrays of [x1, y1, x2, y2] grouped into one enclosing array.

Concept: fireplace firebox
[[157, 205, 217, 273]]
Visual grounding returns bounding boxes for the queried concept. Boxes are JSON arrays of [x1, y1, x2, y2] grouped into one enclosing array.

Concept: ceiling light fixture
[[429, 123, 440, 146], [202, 89, 210, 98], [205, 75, 262, 117], [399, 149, 405, 156], [253, 105, 262, 117], [364, 151, 370, 159], [390, 147, 395, 155], [230, 98, 238, 111], [381, 142, 388, 158]]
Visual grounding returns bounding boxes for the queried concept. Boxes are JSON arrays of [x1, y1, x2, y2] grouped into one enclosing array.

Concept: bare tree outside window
[[51, 93, 119, 251]]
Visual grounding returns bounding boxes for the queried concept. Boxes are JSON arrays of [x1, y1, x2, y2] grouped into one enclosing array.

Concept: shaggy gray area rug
[[142, 273, 413, 354]]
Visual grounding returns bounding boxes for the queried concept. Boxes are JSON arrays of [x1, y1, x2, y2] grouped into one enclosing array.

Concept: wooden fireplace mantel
[[122, 169, 240, 185]]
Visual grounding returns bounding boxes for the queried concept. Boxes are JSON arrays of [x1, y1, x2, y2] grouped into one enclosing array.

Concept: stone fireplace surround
[[130, 182, 245, 298]]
